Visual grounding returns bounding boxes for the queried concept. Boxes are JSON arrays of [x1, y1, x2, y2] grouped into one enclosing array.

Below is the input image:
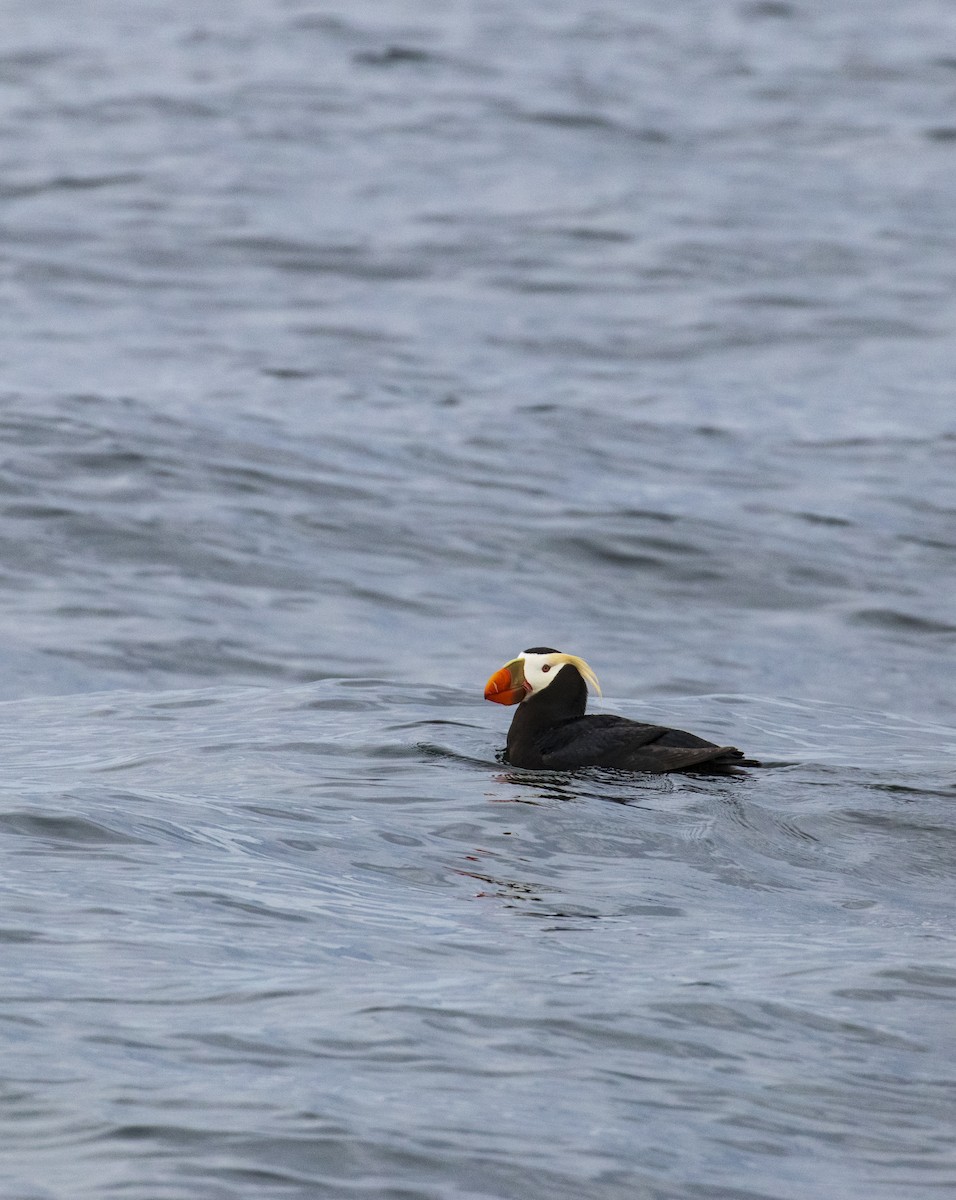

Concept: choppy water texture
[[1, 2, 955, 1198]]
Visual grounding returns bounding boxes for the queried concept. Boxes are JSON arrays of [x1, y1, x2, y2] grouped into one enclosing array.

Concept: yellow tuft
[[555, 653, 602, 696]]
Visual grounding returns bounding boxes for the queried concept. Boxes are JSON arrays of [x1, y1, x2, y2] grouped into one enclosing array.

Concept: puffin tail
[[706, 746, 763, 771]]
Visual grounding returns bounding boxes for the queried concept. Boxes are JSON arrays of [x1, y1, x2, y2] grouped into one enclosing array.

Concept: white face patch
[[519, 651, 602, 698]]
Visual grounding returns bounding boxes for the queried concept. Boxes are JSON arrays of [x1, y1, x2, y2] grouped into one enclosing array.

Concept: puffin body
[[484, 648, 758, 773]]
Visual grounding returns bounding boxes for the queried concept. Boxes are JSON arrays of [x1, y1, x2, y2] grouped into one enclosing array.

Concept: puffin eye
[[541, 664, 551, 673]]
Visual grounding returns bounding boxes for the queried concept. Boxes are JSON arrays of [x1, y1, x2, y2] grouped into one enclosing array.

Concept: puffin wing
[[535, 715, 750, 773], [598, 742, 751, 773]]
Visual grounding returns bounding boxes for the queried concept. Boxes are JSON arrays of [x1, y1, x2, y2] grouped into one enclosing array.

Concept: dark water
[[2, 2, 955, 1198]]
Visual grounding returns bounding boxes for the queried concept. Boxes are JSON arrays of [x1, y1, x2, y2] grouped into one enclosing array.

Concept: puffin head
[[484, 647, 602, 706]]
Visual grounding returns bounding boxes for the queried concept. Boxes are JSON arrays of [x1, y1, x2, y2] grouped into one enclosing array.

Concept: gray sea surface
[[1, 2, 955, 1198]]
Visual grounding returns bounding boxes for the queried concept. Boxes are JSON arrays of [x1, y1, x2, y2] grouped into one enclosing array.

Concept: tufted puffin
[[484, 648, 759, 773]]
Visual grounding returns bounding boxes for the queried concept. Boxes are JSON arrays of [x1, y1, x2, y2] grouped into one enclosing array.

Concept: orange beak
[[484, 658, 529, 705]]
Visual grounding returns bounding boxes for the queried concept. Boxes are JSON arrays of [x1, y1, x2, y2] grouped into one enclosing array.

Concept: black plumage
[[500, 658, 758, 773]]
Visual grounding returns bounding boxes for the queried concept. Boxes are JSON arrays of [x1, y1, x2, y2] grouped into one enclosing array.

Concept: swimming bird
[[484, 648, 758, 773]]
